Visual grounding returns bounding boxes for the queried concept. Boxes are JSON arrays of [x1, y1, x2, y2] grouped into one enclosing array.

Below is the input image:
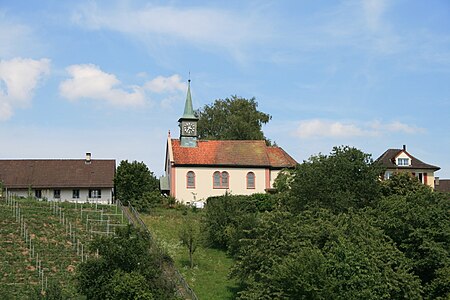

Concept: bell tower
[[178, 80, 198, 147]]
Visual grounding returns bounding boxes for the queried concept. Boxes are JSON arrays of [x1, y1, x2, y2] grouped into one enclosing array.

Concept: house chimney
[[85, 152, 91, 164], [402, 145, 406, 151], [435, 177, 440, 186]]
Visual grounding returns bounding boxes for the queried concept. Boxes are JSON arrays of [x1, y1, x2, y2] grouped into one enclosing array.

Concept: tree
[[381, 172, 432, 196], [278, 146, 382, 213], [76, 226, 174, 299], [105, 270, 154, 300], [179, 216, 200, 268], [231, 209, 422, 299], [202, 193, 276, 253], [372, 182, 450, 299], [195, 96, 272, 142], [114, 160, 160, 212]]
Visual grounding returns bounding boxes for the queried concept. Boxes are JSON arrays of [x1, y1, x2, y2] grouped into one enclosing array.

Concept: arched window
[[221, 171, 229, 188], [187, 171, 195, 188], [213, 171, 221, 188], [247, 172, 255, 189], [213, 171, 229, 188]]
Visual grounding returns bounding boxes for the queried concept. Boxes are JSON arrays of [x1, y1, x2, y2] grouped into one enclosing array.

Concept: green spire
[[182, 80, 196, 119]]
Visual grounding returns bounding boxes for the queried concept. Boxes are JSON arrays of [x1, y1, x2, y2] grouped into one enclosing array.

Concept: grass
[[141, 207, 239, 300], [0, 197, 127, 299]]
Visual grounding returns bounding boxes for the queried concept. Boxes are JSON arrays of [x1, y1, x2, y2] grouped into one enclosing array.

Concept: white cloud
[[296, 119, 424, 139], [59, 64, 146, 107], [362, 0, 388, 32], [370, 120, 425, 134], [71, 4, 271, 62], [59, 65, 188, 109], [0, 13, 35, 58], [297, 119, 367, 138], [145, 74, 186, 93], [0, 57, 50, 121]]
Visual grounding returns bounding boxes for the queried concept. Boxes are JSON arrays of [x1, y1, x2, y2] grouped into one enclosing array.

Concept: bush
[[202, 193, 276, 253], [231, 209, 422, 299], [76, 226, 175, 299]]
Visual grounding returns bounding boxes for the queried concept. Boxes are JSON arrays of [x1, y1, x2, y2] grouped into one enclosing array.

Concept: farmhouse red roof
[[0, 159, 115, 189], [171, 139, 297, 168]]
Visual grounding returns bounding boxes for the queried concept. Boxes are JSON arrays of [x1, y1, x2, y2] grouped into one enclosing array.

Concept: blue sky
[[1, 0, 449, 177]]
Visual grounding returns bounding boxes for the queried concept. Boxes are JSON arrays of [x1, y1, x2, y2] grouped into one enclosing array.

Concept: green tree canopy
[[231, 209, 421, 299], [114, 160, 160, 212], [277, 146, 382, 213], [380, 172, 432, 196], [195, 96, 272, 142], [76, 226, 174, 300], [372, 182, 450, 299]]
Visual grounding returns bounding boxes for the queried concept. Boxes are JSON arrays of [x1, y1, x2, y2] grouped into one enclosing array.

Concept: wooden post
[[41, 269, 44, 292]]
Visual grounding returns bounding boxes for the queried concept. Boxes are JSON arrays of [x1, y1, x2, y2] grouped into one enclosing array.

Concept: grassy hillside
[[141, 208, 239, 300], [0, 197, 126, 299]]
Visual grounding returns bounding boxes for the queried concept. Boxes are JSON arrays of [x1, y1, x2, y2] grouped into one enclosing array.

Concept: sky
[[1, 0, 450, 178]]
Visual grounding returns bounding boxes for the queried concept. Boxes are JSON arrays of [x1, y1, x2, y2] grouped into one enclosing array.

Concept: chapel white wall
[[174, 167, 269, 204]]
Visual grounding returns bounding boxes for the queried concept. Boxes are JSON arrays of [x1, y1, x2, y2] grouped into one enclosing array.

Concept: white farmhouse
[[0, 153, 115, 204]]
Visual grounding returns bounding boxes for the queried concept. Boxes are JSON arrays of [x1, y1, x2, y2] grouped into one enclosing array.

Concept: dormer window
[[397, 158, 409, 166]]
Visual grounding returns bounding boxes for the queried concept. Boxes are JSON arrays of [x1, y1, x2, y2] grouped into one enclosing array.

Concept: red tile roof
[[171, 139, 297, 168], [0, 160, 115, 189]]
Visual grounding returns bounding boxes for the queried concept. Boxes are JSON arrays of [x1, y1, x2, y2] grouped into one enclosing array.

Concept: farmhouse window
[[89, 189, 101, 198], [73, 189, 80, 199], [54, 189, 61, 199], [213, 171, 229, 189], [247, 172, 255, 189], [35, 189, 42, 198], [187, 171, 195, 188]]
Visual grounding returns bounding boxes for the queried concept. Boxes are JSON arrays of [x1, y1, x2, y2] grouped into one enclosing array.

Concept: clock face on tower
[[182, 122, 197, 136]]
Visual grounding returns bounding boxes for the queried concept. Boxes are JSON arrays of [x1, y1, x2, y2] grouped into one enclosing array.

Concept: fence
[[116, 200, 199, 300], [1, 194, 128, 296]]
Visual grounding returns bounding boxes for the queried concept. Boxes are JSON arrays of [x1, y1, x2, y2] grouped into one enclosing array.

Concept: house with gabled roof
[[0, 153, 115, 204], [160, 81, 297, 204], [376, 145, 440, 188]]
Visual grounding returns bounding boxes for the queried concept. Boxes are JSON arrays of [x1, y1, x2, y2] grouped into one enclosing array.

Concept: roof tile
[[0, 160, 115, 189], [171, 139, 297, 168], [375, 149, 440, 170]]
